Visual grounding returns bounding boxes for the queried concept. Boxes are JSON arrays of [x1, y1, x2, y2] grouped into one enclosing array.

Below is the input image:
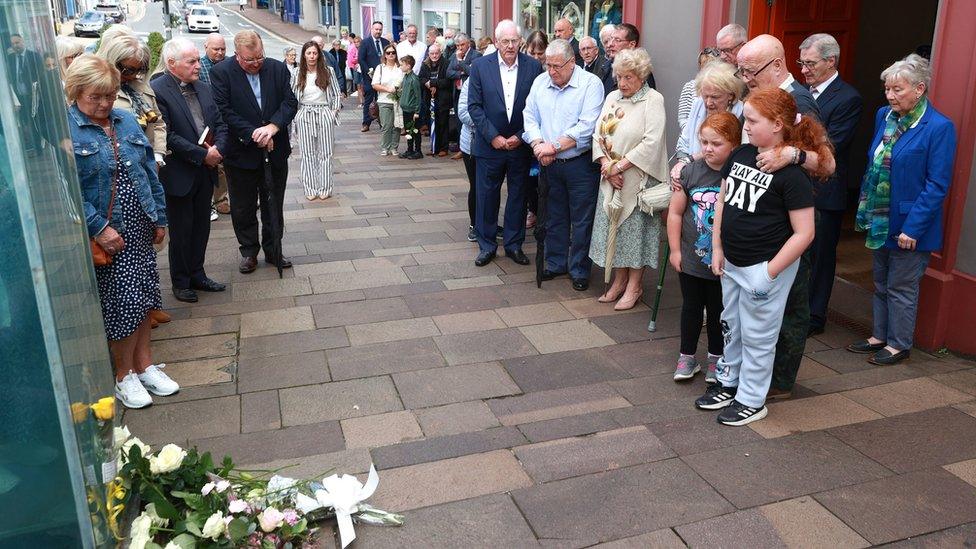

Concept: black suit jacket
[[419, 57, 451, 110], [7, 49, 42, 106], [569, 37, 584, 66], [814, 75, 863, 210], [359, 35, 390, 75], [467, 52, 543, 159], [584, 53, 607, 81], [151, 74, 230, 197], [210, 57, 297, 169]]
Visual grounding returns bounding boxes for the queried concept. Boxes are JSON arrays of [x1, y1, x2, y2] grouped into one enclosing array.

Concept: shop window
[[423, 9, 460, 33], [517, 0, 622, 43]]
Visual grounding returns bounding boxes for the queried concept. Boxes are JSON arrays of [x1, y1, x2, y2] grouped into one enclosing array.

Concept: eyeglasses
[[384, 51, 396, 55], [736, 58, 776, 79], [544, 57, 574, 71], [796, 58, 822, 69], [84, 93, 118, 104], [497, 38, 520, 47], [116, 62, 148, 76], [701, 47, 721, 57], [718, 41, 745, 55], [239, 55, 265, 65]]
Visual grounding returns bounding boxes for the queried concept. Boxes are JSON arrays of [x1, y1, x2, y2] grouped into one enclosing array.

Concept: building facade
[[288, 0, 492, 40]]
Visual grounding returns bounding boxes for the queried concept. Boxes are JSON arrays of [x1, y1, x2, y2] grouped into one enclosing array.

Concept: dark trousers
[[403, 111, 421, 153], [361, 79, 377, 126], [166, 177, 213, 289], [475, 153, 530, 254], [872, 247, 930, 350], [525, 173, 539, 215], [419, 94, 431, 130], [809, 208, 844, 330], [543, 155, 600, 279], [771, 250, 811, 391], [462, 152, 476, 226], [679, 272, 724, 356], [224, 162, 288, 260], [430, 105, 450, 153]]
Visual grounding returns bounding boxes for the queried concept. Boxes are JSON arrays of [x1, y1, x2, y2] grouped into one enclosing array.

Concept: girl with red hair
[[667, 112, 741, 384], [694, 88, 820, 426]]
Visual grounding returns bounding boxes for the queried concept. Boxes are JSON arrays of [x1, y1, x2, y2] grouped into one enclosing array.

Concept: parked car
[[186, 6, 219, 33], [94, 1, 125, 23], [181, 0, 205, 18], [74, 11, 107, 37]]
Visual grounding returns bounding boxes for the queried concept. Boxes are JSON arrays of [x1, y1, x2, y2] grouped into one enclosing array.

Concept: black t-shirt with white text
[[719, 144, 814, 266]]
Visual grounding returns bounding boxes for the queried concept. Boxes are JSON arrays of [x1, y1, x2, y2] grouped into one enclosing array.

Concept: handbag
[[368, 65, 381, 120], [635, 176, 672, 216], [91, 129, 120, 267]]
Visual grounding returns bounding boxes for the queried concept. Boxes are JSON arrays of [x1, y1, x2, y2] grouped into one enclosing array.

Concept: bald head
[[204, 33, 226, 63], [736, 34, 789, 90], [553, 18, 574, 40]]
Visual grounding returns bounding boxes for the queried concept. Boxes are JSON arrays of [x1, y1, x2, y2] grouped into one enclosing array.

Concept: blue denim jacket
[[68, 105, 167, 237]]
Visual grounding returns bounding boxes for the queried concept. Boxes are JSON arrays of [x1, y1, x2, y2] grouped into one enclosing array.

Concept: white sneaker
[[210, 206, 219, 221], [138, 364, 180, 396], [380, 149, 389, 156], [116, 372, 153, 409]]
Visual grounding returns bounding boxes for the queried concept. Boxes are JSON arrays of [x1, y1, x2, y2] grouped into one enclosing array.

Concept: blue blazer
[[466, 52, 543, 159], [864, 103, 956, 251], [814, 76, 862, 210], [359, 36, 390, 75], [151, 75, 229, 197]]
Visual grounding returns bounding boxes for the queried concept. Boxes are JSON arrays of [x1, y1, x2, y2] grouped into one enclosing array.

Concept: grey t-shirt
[[679, 159, 722, 280]]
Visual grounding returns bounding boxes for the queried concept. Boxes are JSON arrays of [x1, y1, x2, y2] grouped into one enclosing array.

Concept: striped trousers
[[295, 103, 337, 198]]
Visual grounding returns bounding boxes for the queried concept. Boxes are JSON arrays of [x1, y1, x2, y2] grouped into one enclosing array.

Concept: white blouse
[[371, 63, 403, 104], [295, 66, 341, 110]]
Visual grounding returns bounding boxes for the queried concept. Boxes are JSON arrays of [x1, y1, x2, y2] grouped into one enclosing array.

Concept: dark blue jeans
[[542, 155, 600, 279], [361, 82, 377, 126], [474, 153, 530, 254], [872, 247, 930, 350]]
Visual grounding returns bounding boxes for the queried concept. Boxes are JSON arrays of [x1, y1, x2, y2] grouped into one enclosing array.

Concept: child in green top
[[398, 55, 423, 159]]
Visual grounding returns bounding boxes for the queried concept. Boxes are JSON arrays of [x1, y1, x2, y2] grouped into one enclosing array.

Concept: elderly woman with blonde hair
[[55, 36, 84, 81], [98, 35, 167, 167], [66, 54, 176, 409], [590, 47, 670, 310]]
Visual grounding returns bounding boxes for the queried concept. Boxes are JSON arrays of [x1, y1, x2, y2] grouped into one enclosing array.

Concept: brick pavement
[[125, 98, 976, 547]]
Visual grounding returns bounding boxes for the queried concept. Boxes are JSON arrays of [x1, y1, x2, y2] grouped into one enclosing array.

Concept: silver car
[[74, 11, 107, 37]]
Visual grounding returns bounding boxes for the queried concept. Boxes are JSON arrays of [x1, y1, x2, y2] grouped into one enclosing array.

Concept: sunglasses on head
[[116, 61, 148, 76], [385, 50, 396, 55]]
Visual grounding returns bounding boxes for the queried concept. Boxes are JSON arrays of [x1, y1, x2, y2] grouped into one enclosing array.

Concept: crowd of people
[[16, 15, 956, 425]]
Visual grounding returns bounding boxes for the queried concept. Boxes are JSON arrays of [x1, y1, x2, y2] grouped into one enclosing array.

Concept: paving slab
[[413, 401, 501, 437], [403, 286, 509, 317], [150, 315, 240, 341], [309, 268, 410, 293], [840, 377, 973, 417], [189, 296, 297, 318], [488, 383, 632, 426], [502, 348, 631, 393], [590, 310, 677, 343], [151, 333, 238, 363], [311, 297, 413, 328], [371, 426, 527, 470], [246, 447, 373, 478], [326, 338, 445, 380], [829, 407, 976, 473], [560, 297, 649, 319], [239, 305, 315, 338], [340, 410, 424, 449], [433, 327, 538, 365], [603, 339, 683, 378], [162, 357, 235, 388], [279, 376, 403, 426], [192, 420, 345, 466], [646, 412, 765, 456], [241, 391, 281, 433], [238, 327, 349, 358], [514, 426, 675, 483], [608, 372, 708, 406], [392, 362, 521, 408], [931, 369, 976, 397], [442, 275, 505, 290], [232, 277, 313, 301], [125, 395, 241, 446], [517, 410, 622, 443], [518, 319, 616, 354], [683, 431, 892, 509], [800, 363, 922, 394], [352, 493, 541, 548], [237, 351, 329, 393], [494, 302, 575, 327], [430, 310, 507, 335], [369, 450, 533, 512], [814, 468, 976, 545], [345, 317, 441, 346], [511, 459, 734, 546], [945, 458, 976, 489], [747, 393, 884, 438]]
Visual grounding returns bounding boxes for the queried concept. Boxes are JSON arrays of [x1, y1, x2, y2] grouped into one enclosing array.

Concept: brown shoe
[[150, 317, 159, 328], [239, 256, 258, 274], [361, 125, 370, 132], [437, 151, 448, 157], [451, 152, 463, 160], [148, 309, 172, 323], [766, 387, 793, 401]]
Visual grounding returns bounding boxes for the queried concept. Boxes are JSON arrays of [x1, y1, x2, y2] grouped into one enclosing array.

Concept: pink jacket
[[348, 43, 359, 69]]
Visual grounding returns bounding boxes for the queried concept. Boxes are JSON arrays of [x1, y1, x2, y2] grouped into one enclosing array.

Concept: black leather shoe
[[507, 248, 530, 265], [474, 250, 496, 267], [808, 325, 825, 337], [572, 278, 589, 291], [239, 256, 258, 274], [172, 287, 198, 303], [870, 348, 910, 365], [847, 339, 885, 354], [191, 278, 226, 292], [541, 269, 566, 281], [265, 256, 293, 269]]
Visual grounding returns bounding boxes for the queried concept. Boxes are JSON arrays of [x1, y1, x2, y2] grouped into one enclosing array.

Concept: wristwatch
[[552, 141, 563, 152]]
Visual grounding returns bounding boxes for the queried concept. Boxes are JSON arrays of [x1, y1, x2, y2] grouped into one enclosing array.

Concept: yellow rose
[[90, 397, 115, 421], [149, 444, 187, 474], [70, 402, 89, 423]]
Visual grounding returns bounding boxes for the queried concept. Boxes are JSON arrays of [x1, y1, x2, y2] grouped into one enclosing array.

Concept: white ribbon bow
[[295, 464, 380, 548]]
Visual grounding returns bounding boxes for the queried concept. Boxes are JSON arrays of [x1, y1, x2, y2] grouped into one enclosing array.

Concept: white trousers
[[716, 258, 799, 408], [295, 103, 336, 197]]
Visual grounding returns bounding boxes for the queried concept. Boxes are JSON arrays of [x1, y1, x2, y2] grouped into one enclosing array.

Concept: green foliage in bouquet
[[147, 32, 165, 73]]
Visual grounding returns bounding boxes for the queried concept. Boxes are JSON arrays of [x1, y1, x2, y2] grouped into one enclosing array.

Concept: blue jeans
[[872, 247, 930, 350], [543, 155, 600, 279], [474, 153, 530, 254]]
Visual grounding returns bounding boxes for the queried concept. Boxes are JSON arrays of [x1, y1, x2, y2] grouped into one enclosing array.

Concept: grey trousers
[[378, 103, 399, 152], [717, 258, 800, 408], [872, 247, 930, 350]]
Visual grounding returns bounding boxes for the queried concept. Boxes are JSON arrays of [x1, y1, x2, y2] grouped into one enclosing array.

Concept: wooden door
[[748, 0, 862, 82]]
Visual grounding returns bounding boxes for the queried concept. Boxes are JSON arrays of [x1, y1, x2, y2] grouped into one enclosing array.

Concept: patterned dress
[[95, 166, 162, 341]]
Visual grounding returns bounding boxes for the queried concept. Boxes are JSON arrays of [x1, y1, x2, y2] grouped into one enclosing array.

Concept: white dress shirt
[[396, 39, 427, 74], [810, 70, 839, 99], [498, 52, 519, 121]]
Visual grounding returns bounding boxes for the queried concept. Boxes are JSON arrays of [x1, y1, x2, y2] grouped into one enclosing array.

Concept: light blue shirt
[[522, 64, 605, 159], [457, 79, 473, 155], [246, 72, 262, 108]]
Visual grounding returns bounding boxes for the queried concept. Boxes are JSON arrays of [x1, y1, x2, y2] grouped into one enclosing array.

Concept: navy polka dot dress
[[95, 165, 162, 341]]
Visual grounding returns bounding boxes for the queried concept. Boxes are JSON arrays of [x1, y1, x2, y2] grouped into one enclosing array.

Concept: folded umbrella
[[261, 150, 283, 279], [534, 169, 549, 288], [602, 187, 624, 284]]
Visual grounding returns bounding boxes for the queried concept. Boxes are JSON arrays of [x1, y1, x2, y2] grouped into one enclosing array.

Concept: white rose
[[257, 507, 285, 533], [121, 436, 151, 459], [149, 444, 187, 474], [215, 480, 231, 493], [228, 499, 248, 514], [128, 513, 153, 549], [201, 511, 226, 540], [144, 503, 169, 527], [113, 426, 131, 450], [163, 543, 180, 549], [201, 482, 216, 495]]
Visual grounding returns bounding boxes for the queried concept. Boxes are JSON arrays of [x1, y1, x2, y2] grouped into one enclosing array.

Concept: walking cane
[[648, 240, 669, 332]]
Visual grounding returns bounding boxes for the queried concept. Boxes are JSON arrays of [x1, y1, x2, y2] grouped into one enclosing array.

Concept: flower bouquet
[[115, 429, 403, 548]]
